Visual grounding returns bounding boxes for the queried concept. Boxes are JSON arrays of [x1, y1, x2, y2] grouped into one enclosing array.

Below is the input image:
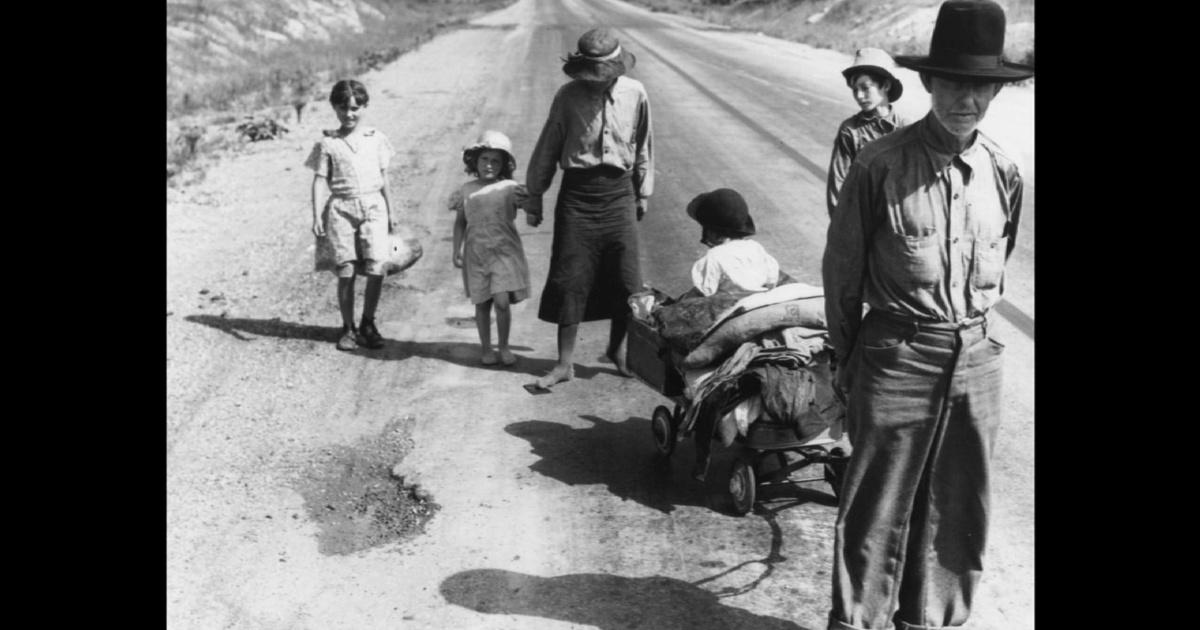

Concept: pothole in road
[[293, 416, 440, 555], [444, 316, 476, 328]]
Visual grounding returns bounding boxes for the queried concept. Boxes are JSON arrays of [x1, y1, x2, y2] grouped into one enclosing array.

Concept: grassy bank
[[628, 0, 1034, 66], [168, 0, 514, 117], [167, 0, 514, 187]]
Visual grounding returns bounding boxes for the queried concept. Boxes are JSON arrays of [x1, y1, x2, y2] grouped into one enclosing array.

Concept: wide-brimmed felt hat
[[843, 48, 904, 103], [894, 0, 1033, 83], [562, 28, 636, 82], [687, 188, 756, 237], [462, 129, 517, 173]]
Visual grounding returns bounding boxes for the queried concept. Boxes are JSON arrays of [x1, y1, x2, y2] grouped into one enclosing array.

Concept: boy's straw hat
[[843, 48, 904, 103], [562, 28, 636, 82], [687, 189, 756, 237], [893, 0, 1034, 83], [462, 130, 517, 172]]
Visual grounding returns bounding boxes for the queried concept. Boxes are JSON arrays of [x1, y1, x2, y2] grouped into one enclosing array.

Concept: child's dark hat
[[687, 189, 756, 237], [894, 0, 1034, 83], [562, 28, 636, 82], [843, 48, 904, 103]]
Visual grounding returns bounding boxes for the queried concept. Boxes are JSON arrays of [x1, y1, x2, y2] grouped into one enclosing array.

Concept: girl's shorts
[[325, 192, 388, 277]]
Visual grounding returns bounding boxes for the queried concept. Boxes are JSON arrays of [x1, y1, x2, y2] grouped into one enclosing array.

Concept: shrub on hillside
[[237, 117, 290, 142]]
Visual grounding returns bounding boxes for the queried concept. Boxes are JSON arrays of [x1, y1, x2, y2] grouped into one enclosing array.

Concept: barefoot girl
[[450, 130, 533, 366]]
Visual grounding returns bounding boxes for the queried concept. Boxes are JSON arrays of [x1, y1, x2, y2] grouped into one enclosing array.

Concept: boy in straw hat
[[821, 1, 1033, 629], [826, 48, 908, 217], [524, 27, 653, 390]]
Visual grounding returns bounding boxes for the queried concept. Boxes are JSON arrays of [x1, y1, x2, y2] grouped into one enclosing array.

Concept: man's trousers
[[828, 309, 1005, 630]]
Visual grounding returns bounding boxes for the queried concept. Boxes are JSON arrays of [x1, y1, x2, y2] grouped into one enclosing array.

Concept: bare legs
[[337, 277, 357, 331], [337, 274, 383, 329], [605, 316, 631, 377], [476, 292, 515, 366], [534, 316, 631, 388], [535, 323, 578, 388]]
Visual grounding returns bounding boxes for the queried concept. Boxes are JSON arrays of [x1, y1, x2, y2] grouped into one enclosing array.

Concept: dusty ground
[[167, 1, 1034, 628]]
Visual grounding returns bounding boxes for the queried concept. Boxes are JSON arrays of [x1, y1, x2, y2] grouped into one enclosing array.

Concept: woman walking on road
[[524, 27, 654, 390]]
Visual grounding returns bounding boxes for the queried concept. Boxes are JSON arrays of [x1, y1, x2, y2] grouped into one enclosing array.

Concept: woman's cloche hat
[[893, 0, 1034, 82], [562, 28, 636, 82], [462, 129, 517, 172], [843, 48, 904, 103], [687, 188, 756, 237]]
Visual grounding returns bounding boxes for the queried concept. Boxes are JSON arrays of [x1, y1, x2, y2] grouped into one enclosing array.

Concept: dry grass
[[167, 1, 513, 117], [166, 0, 514, 186]]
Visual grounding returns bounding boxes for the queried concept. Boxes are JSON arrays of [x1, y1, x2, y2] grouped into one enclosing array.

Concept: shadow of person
[[505, 415, 840, 514], [183, 314, 620, 379], [505, 415, 708, 514], [440, 568, 812, 630]]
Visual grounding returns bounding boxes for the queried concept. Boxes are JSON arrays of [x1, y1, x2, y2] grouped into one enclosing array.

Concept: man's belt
[[872, 308, 987, 332]]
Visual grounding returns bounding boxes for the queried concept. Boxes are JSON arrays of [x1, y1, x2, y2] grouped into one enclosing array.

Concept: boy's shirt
[[826, 109, 907, 216], [305, 127, 395, 198], [691, 239, 780, 297]]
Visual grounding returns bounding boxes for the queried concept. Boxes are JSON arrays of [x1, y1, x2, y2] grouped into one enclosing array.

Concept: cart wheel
[[727, 454, 757, 516], [651, 405, 677, 457], [825, 460, 848, 501]]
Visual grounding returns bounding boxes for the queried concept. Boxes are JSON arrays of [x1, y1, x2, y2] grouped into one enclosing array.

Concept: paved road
[[166, 1, 1034, 628]]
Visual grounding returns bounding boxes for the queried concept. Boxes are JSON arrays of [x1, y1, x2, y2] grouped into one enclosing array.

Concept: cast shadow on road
[[439, 569, 812, 630], [184, 314, 623, 380], [505, 414, 707, 514], [505, 414, 839, 515]]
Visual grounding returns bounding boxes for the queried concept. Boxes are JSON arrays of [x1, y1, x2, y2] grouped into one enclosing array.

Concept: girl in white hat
[[449, 130, 536, 366]]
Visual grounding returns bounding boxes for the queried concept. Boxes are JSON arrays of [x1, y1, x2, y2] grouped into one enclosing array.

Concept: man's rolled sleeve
[[633, 94, 654, 199], [822, 160, 872, 361]]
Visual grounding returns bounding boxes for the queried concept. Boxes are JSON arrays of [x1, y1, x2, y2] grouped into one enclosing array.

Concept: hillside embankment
[[166, 0, 1033, 191], [166, 0, 514, 188]]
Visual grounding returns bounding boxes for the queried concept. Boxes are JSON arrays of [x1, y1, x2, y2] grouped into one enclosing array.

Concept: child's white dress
[[449, 179, 531, 304], [691, 239, 780, 296]]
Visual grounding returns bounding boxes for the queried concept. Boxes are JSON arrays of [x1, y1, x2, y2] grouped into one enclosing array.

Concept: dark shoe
[[336, 326, 359, 351], [358, 319, 384, 349]]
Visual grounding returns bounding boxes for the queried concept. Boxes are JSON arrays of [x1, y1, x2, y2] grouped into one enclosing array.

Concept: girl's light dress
[[449, 179, 531, 304]]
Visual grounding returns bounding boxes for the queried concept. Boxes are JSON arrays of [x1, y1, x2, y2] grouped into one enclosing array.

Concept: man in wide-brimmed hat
[[524, 27, 653, 390], [821, 1, 1033, 629], [825, 47, 908, 217]]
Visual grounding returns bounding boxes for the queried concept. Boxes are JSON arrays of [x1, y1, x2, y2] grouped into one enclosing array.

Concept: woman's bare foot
[[534, 364, 574, 389], [481, 349, 498, 365], [499, 348, 517, 366], [605, 349, 633, 377]]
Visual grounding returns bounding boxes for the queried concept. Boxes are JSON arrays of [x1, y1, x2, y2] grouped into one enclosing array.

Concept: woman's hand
[[636, 198, 648, 221], [523, 194, 544, 227], [453, 251, 463, 268], [312, 217, 325, 238]]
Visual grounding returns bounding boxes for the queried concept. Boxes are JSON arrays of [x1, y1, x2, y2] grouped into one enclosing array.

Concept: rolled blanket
[[681, 297, 826, 369]]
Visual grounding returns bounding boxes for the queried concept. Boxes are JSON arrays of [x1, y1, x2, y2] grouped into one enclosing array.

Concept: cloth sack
[[652, 291, 746, 354], [314, 224, 423, 276], [681, 297, 826, 369]]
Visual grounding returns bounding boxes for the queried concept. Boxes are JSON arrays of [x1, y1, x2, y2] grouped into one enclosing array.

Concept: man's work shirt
[[822, 112, 1024, 357], [825, 109, 906, 216], [526, 76, 654, 200]]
